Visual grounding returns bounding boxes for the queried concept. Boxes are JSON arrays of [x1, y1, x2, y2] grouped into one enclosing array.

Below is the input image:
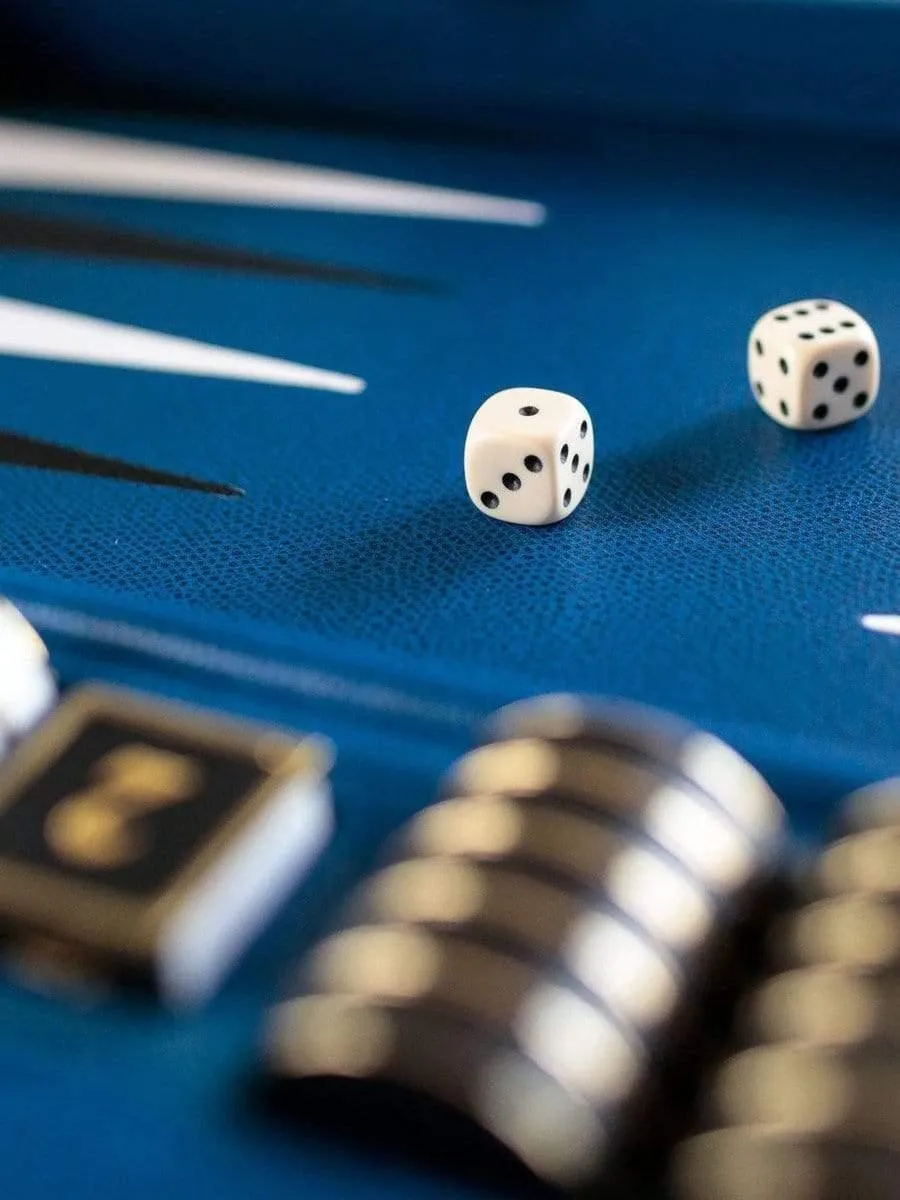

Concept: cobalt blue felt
[[8, 2, 900, 139], [0, 108, 898, 1198]]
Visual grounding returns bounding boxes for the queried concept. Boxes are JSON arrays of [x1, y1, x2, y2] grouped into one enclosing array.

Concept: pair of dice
[[466, 299, 880, 528]]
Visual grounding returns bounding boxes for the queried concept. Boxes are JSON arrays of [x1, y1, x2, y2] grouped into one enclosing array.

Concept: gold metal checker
[[350, 856, 683, 1034], [304, 922, 647, 1109], [265, 992, 611, 1191], [838, 779, 900, 835], [481, 694, 784, 844], [711, 1043, 900, 1151], [674, 1126, 897, 1200], [744, 963, 900, 1051], [816, 826, 900, 898], [394, 793, 716, 954], [443, 740, 762, 894], [773, 894, 900, 973]]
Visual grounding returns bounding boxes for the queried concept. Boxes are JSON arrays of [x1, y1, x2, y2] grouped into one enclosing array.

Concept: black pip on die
[[465, 388, 594, 525], [749, 300, 879, 430]]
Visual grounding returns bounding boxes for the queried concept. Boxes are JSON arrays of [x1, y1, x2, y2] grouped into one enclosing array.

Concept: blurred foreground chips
[[264, 694, 786, 1194], [674, 780, 900, 1200]]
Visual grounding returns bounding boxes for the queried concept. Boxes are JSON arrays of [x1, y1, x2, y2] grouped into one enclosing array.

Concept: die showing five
[[464, 387, 594, 525]]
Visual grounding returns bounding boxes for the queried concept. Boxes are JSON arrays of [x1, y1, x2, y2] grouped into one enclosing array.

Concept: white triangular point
[[861, 614, 900, 636], [0, 120, 545, 226], [0, 297, 365, 393]]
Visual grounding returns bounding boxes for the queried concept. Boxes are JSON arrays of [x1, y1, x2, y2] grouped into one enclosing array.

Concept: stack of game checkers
[[674, 778, 900, 1200], [264, 694, 786, 1195]]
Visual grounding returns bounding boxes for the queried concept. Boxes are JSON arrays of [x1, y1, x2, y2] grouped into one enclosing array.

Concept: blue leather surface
[[0, 109, 898, 1198], [2, 113, 900, 776], [7, 2, 900, 138]]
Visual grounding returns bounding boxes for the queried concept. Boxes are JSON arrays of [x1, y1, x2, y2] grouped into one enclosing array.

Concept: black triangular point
[[0, 430, 243, 496], [0, 210, 438, 294]]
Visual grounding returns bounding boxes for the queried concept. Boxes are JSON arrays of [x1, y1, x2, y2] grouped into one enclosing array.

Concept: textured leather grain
[[1, 107, 900, 1200], [0, 115, 899, 770]]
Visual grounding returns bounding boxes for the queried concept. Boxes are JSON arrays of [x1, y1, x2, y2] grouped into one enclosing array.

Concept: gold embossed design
[[44, 745, 202, 869], [0, 685, 332, 964]]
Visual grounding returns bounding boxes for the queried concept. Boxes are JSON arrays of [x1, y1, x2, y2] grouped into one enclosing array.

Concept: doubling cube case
[[0, 686, 333, 1006]]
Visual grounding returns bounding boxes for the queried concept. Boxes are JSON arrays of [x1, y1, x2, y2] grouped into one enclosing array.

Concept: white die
[[0, 600, 55, 755], [464, 388, 594, 525], [748, 299, 879, 431]]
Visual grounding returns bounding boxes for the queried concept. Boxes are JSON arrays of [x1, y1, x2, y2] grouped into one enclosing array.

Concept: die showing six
[[748, 299, 880, 430]]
